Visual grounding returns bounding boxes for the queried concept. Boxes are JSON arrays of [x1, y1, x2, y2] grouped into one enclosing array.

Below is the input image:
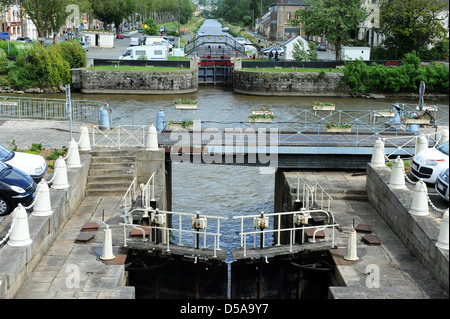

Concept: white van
[[119, 45, 168, 61], [144, 36, 172, 52], [130, 37, 140, 46]]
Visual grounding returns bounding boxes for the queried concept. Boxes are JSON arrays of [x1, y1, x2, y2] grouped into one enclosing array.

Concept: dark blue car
[[0, 162, 37, 216]]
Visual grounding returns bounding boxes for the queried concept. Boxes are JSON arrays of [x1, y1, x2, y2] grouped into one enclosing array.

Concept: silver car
[[435, 168, 449, 202]]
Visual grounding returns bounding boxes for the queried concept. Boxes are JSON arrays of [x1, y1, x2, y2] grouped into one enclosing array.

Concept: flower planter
[[168, 123, 194, 130], [375, 111, 395, 118], [249, 117, 273, 123], [252, 110, 273, 116], [313, 105, 335, 111], [326, 127, 352, 133], [175, 103, 198, 110], [404, 118, 431, 125], [415, 106, 437, 111]]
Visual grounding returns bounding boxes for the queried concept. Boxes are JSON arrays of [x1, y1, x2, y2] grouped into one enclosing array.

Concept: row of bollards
[[6, 125, 92, 248], [6, 124, 160, 261], [370, 137, 449, 250]]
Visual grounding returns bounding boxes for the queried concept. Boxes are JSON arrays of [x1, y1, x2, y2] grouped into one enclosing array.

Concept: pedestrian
[[275, 50, 279, 61], [269, 50, 273, 61]]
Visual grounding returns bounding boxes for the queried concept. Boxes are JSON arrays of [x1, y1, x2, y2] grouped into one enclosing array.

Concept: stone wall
[[233, 71, 349, 96], [78, 69, 198, 94], [366, 163, 449, 294], [0, 155, 90, 299]]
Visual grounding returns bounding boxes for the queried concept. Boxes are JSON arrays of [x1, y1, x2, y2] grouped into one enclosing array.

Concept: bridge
[[91, 103, 449, 169]]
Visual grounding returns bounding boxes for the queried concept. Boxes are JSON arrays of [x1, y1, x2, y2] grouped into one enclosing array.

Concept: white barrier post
[[436, 210, 449, 250], [389, 156, 407, 190], [145, 124, 159, 151], [66, 138, 82, 168], [8, 204, 32, 247], [415, 135, 428, 155], [51, 156, 70, 189], [370, 139, 385, 167], [409, 179, 429, 216], [100, 225, 115, 260], [344, 227, 359, 261], [32, 181, 53, 217], [78, 125, 91, 151]]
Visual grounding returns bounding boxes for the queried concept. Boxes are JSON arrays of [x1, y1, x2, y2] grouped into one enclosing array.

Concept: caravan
[[144, 36, 172, 53], [119, 45, 168, 61]]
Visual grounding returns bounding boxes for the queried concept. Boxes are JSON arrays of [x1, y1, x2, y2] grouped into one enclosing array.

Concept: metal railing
[[122, 177, 138, 219], [0, 95, 110, 123], [233, 210, 339, 258], [296, 173, 333, 212], [122, 209, 228, 257], [92, 125, 147, 149]]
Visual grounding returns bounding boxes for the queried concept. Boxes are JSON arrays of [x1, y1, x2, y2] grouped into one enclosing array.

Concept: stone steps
[[86, 150, 136, 197]]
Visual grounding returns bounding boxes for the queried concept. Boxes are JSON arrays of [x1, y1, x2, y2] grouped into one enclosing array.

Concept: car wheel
[[0, 196, 11, 216]]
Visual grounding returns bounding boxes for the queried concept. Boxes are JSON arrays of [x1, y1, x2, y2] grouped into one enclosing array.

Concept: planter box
[[313, 105, 335, 111], [416, 106, 437, 111], [249, 117, 273, 123], [252, 110, 273, 116], [168, 123, 194, 130], [175, 104, 198, 110], [375, 111, 395, 118], [404, 118, 431, 125], [326, 127, 352, 133]]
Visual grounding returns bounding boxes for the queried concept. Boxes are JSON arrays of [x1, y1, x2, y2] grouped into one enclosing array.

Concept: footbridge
[[91, 103, 449, 169]]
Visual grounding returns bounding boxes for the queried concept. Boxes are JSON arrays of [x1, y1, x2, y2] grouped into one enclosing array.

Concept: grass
[[241, 67, 344, 73], [88, 65, 187, 71]]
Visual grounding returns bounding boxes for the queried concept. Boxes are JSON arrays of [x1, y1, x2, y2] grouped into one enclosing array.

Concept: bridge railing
[[233, 210, 338, 258], [92, 125, 147, 149], [0, 95, 109, 123]]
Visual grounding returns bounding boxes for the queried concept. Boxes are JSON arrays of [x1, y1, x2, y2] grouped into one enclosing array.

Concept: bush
[[56, 40, 86, 69], [342, 51, 449, 94]]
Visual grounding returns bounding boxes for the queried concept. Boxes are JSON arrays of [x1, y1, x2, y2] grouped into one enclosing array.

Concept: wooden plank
[[232, 242, 334, 260], [123, 240, 228, 260]]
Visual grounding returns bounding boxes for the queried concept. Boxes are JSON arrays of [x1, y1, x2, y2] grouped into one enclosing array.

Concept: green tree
[[12, 0, 71, 38], [291, 0, 367, 60], [292, 41, 317, 61], [142, 18, 159, 36], [379, 0, 449, 59], [91, 0, 136, 32]]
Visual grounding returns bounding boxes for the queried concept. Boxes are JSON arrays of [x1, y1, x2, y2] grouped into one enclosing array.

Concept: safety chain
[[0, 213, 17, 246]]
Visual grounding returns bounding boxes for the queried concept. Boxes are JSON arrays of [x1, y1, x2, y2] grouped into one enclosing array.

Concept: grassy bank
[[241, 67, 344, 73]]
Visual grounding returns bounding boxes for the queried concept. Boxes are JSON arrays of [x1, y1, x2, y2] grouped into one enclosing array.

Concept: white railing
[[383, 129, 449, 158], [141, 172, 155, 209], [122, 177, 138, 219], [92, 125, 147, 149], [122, 209, 228, 258], [296, 173, 333, 211], [233, 210, 338, 258]]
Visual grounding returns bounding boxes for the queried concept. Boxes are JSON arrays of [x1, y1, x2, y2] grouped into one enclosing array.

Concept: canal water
[[66, 87, 448, 261]]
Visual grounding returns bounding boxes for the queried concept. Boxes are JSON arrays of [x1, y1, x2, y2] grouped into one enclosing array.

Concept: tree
[[292, 41, 317, 61], [13, 0, 71, 38], [91, 0, 136, 32], [379, 0, 448, 59], [142, 18, 158, 36], [290, 0, 367, 60]]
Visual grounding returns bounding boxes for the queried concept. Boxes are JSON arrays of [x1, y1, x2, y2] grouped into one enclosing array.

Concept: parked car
[[435, 168, 449, 202], [0, 143, 47, 182], [116, 34, 124, 39], [16, 36, 32, 43], [261, 46, 284, 57], [78, 41, 89, 51], [317, 43, 327, 51], [130, 37, 140, 46], [411, 141, 449, 183], [0, 162, 37, 216]]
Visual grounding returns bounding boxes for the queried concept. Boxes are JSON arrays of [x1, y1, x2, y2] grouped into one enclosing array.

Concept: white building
[[283, 35, 309, 60]]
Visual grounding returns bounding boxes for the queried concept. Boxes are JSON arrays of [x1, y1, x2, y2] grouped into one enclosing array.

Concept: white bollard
[[389, 156, 407, 189], [370, 138, 386, 167], [344, 227, 359, 261], [100, 225, 115, 260], [66, 138, 82, 168], [415, 135, 428, 155], [409, 179, 429, 216], [51, 156, 70, 189], [32, 181, 53, 217], [436, 210, 449, 250], [145, 124, 159, 151], [8, 204, 32, 247], [78, 126, 91, 151]]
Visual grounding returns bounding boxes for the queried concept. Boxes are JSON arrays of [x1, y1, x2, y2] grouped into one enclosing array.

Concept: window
[[136, 50, 146, 56], [154, 50, 163, 55]]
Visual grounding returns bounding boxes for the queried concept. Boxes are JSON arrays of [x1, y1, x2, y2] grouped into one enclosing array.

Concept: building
[[1, 3, 21, 40], [283, 35, 309, 60], [269, 0, 308, 41]]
